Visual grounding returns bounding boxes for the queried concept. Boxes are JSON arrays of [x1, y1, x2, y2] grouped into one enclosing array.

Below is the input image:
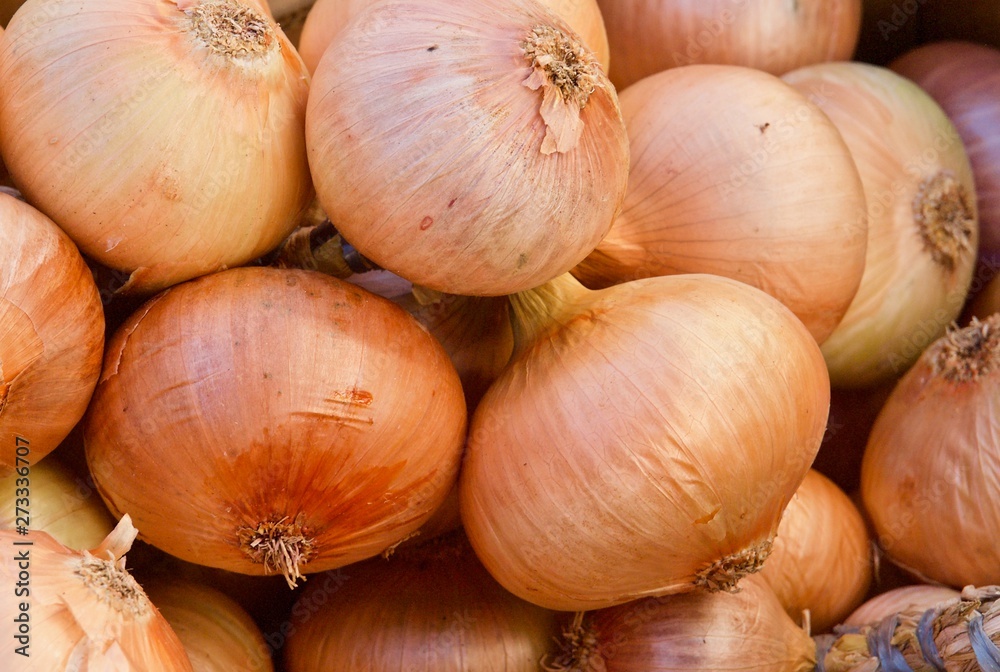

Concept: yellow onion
[[306, 0, 629, 296], [573, 64, 867, 344], [461, 273, 830, 611], [298, 0, 609, 75], [544, 575, 814, 671], [862, 315, 1000, 588], [784, 62, 979, 388], [145, 579, 273, 672], [596, 0, 862, 90], [759, 470, 873, 634], [844, 584, 961, 627], [84, 267, 467, 585], [0, 0, 313, 295], [0, 515, 192, 670], [0, 457, 114, 550], [1, 192, 104, 474], [284, 532, 561, 671]]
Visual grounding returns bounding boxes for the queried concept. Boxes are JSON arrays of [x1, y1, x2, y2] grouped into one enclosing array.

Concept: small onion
[[862, 315, 1000, 588], [284, 532, 561, 671], [0, 0, 313, 295], [461, 273, 830, 611], [843, 584, 961, 627], [1, 192, 104, 474], [784, 62, 979, 388], [544, 575, 815, 671], [759, 470, 873, 634], [85, 267, 467, 585], [145, 579, 274, 672], [0, 515, 192, 670], [573, 64, 868, 344], [596, 0, 862, 90], [306, 0, 629, 296]]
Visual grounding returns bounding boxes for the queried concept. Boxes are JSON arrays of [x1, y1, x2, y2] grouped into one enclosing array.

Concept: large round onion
[[306, 0, 629, 296], [1, 192, 104, 474], [573, 64, 868, 344], [461, 273, 830, 611], [85, 267, 467, 585], [0, 0, 313, 295]]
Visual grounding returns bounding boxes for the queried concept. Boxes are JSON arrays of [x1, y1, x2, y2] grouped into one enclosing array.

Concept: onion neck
[[914, 170, 975, 272], [509, 273, 592, 360], [266, 221, 380, 277]]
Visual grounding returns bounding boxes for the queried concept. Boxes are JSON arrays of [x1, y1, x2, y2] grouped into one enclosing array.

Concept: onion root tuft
[[187, 0, 277, 60], [932, 315, 1000, 383], [238, 515, 315, 588], [694, 540, 773, 593], [77, 553, 151, 618], [914, 171, 975, 272], [541, 612, 605, 672]]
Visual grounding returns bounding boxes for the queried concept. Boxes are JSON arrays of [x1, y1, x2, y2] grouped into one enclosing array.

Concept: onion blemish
[[932, 316, 1000, 383], [186, 0, 278, 60], [694, 540, 773, 592], [238, 515, 316, 588], [914, 170, 975, 272]]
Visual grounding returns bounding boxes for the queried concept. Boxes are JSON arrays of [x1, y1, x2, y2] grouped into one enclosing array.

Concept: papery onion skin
[[573, 64, 868, 345], [284, 532, 561, 672], [596, 0, 862, 90], [0, 0, 313, 295], [0, 193, 104, 475], [306, 0, 629, 296], [84, 267, 467, 583], [862, 315, 1000, 588], [784, 62, 979, 389], [461, 273, 830, 611], [759, 470, 873, 634], [843, 584, 961, 627]]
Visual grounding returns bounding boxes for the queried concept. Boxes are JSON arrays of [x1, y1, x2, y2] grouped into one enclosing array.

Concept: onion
[[460, 273, 830, 611], [1, 192, 104, 474], [544, 575, 815, 671], [844, 584, 961, 627], [0, 515, 192, 670], [306, 0, 629, 296], [783, 62, 979, 388], [0, 0, 313, 295], [84, 267, 467, 586], [861, 315, 1000, 588], [145, 579, 273, 672], [572, 64, 868, 344], [0, 457, 114, 550], [299, 0, 610, 75], [759, 470, 873, 634], [284, 532, 561, 671], [596, 0, 862, 90], [891, 42, 1000, 270]]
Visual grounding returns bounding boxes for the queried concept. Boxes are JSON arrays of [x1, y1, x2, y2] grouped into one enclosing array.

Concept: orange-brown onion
[[0, 0, 313, 295], [84, 267, 467, 585], [298, 0, 610, 75], [759, 470, 873, 634], [862, 315, 1000, 588], [543, 575, 814, 671], [596, 0, 861, 90], [284, 532, 561, 671], [783, 62, 979, 388], [460, 273, 830, 611], [572, 65, 868, 344], [306, 0, 629, 296], [0, 192, 104, 474], [844, 584, 961, 627]]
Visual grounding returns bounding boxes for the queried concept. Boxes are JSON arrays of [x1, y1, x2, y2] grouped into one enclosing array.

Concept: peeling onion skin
[[306, 0, 629, 297], [460, 273, 830, 612], [0, 193, 104, 476], [84, 267, 467, 583], [0, 0, 313, 296]]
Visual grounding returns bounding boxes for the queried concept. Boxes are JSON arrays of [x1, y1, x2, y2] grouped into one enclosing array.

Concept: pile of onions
[[596, 0, 862, 90], [572, 64, 868, 344], [1, 192, 104, 473], [543, 575, 815, 671], [284, 532, 561, 671], [0, 0, 313, 295], [891, 42, 1000, 270], [145, 579, 273, 672], [783, 62, 979, 388], [306, 0, 629, 296], [298, 0, 610, 75], [862, 315, 1000, 588], [844, 584, 961, 627], [460, 273, 830, 611], [0, 457, 114, 550], [759, 470, 873, 633], [0, 516, 193, 670], [84, 267, 468, 586]]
